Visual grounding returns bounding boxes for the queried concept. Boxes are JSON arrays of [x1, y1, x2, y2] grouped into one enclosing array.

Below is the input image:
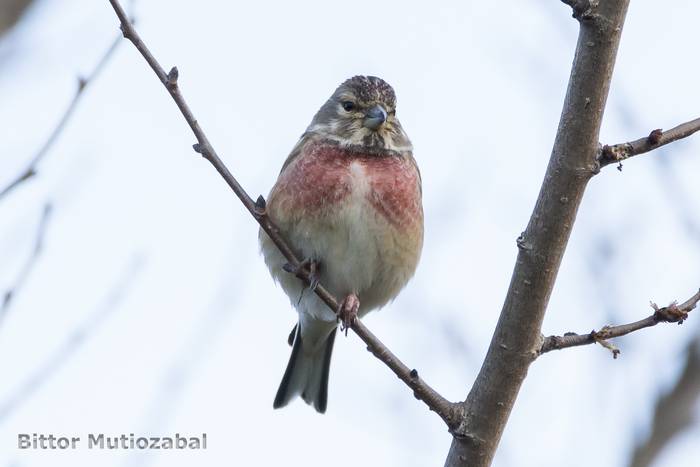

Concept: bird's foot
[[283, 258, 320, 291], [303, 258, 320, 292], [338, 294, 360, 336]]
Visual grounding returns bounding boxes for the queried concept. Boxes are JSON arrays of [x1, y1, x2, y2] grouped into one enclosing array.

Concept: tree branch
[[0, 0, 34, 36], [561, 0, 594, 20], [540, 289, 700, 357], [0, 32, 123, 201], [598, 117, 700, 170], [0, 203, 52, 326], [0, 256, 143, 422], [106, 0, 458, 427], [628, 338, 700, 467], [445, 3, 631, 466]]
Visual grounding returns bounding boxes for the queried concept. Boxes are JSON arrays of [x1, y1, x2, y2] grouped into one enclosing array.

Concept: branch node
[[647, 128, 663, 145], [651, 301, 688, 324], [20, 168, 37, 182], [77, 76, 87, 92], [598, 118, 700, 171], [410, 369, 419, 379], [450, 427, 486, 446], [599, 143, 632, 165], [254, 195, 267, 214], [166, 66, 179, 88], [516, 233, 532, 251], [192, 142, 210, 159], [561, 0, 594, 21]]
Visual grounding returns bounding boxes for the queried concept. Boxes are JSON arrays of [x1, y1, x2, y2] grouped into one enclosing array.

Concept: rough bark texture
[[444, 2, 631, 465]]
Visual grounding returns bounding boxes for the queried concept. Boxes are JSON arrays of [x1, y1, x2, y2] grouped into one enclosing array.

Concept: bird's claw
[[304, 258, 320, 292], [338, 294, 360, 336], [283, 258, 320, 292]]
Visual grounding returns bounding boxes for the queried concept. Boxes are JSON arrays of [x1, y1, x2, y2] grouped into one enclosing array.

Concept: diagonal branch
[[0, 32, 123, 201], [0, 256, 143, 423], [0, 0, 33, 37], [628, 338, 700, 467], [539, 289, 700, 357], [0, 203, 52, 325], [106, 0, 458, 427], [598, 117, 700, 170]]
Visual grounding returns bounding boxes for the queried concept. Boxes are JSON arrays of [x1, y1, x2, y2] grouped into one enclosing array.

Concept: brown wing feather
[[279, 133, 312, 174]]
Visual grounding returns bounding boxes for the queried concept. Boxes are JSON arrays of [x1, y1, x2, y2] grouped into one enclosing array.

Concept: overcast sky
[[0, 1, 699, 466]]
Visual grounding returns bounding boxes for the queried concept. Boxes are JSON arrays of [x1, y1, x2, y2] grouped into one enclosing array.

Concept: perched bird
[[259, 75, 423, 413]]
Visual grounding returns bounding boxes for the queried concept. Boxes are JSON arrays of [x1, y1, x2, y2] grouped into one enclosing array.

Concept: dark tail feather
[[274, 326, 337, 413], [274, 328, 302, 410], [287, 324, 297, 346], [304, 329, 336, 413]]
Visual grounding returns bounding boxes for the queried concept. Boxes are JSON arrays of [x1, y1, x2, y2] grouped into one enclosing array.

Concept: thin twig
[[0, 203, 52, 325], [0, 33, 123, 201], [540, 289, 700, 357], [0, 255, 144, 423], [598, 117, 700, 170], [106, 0, 458, 427]]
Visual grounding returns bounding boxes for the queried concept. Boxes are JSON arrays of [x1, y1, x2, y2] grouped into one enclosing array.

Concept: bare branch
[[0, 203, 52, 325], [561, 0, 594, 20], [628, 339, 700, 467], [0, 0, 33, 36], [106, 0, 458, 427], [0, 256, 143, 423], [0, 33, 123, 201], [540, 289, 700, 357], [445, 2, 631, 466], [598, 117, 700, 170]]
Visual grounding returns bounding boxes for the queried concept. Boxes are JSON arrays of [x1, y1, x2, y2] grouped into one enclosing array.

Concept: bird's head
[[306, 76, 412, 153]]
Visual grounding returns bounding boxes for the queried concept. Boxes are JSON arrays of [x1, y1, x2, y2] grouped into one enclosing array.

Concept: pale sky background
[[0, 1, 699, 466]]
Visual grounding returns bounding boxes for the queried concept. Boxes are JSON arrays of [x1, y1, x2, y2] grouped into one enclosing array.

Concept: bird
[[259, 75, 423, 413]]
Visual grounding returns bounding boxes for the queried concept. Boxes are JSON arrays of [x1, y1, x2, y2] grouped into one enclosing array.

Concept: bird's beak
[[363, 105, 387, 130]]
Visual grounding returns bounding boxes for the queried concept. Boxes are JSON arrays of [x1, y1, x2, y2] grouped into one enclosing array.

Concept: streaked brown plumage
[[259, 76, 423, 413]]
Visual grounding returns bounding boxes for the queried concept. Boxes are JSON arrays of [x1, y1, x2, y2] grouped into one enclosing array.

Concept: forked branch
[[105, 1, 699, 464], [0, 34, 123, 201]]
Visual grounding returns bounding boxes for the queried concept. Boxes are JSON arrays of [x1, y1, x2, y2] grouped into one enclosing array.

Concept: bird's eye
[[341, 101, 355, 111]]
